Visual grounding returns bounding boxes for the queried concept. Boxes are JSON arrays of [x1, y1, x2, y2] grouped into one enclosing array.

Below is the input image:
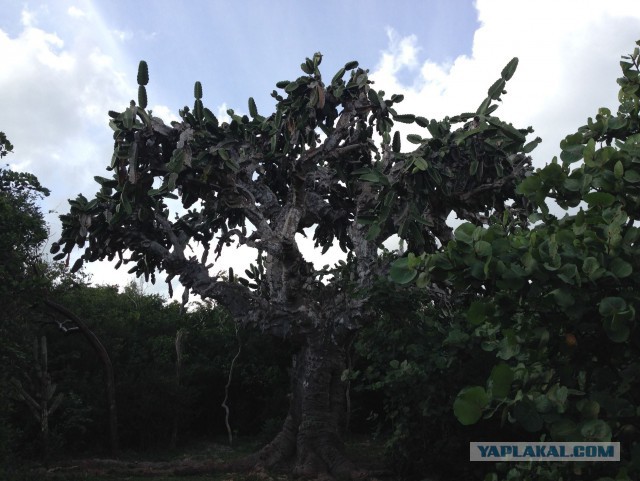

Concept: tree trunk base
[[233, 416, 367, 480], [227, 340, 378, 480]]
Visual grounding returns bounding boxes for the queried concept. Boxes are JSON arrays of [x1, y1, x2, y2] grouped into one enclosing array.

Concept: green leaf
[[224, 156, 239, 172], [558, 263, 578, 284], [514, 399, 543, 432], [429, 253, 453, 270], [137, 60, 149, 86], [623, 169, 640, 183], [393, 114, 415, 123], [486, 117, 525, 140], [367, 89, 380, 106], [454, 223, 475, 244], [389, 257, 417, 284], [365, 222, 381, 241], [550, 419, 578, 441], [476, 97, 492, 115], [285, 81, 300, 93], [515, 175, 542, 196], [94, 176, 116, 187], [415, 116, 429, 127], [580, 419, 612, 442], [70, 258, 84, 273], [578, 400, 600, 420], [609, 257, 632, 278], [488, 78, 506, 100], [392, 131, 401, 153], [413, 157, 428, 171], [599, 297, 627, 316], [548, 288, 575, 309], [467, 301, 491, 325], [122, 106, 135, 129], [444, 329, 470, 346], [523, 137, 541, 153], [193, 81, 203, 100], [560, 134, 586, 164], [490, 363, 514, 399], [582, 257, 598, 274], [138, 85, 148, 109], [497, 329, 520, 360], [584, 192, 616, 207], [359, 172, 381, 183], [474, 240, 492, 257], [501, 57, 519, 81], [248, 97, 258, 118], [331, 67, 346, 85], [344, 60, 359, 70], [218, 148, 230, 161], [614, 160, 624, 179], [453, 386, 489, 425], [603, 315, 631, 343]]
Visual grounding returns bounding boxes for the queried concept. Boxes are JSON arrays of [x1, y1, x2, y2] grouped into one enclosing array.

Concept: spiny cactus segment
[[137, 61, 149, 109]]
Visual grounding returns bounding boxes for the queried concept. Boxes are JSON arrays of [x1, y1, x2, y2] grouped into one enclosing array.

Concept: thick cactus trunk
[[248, 337, 362, 480]]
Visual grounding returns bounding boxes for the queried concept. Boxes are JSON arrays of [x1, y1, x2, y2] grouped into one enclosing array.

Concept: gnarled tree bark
[[247, 339, 356, 479]]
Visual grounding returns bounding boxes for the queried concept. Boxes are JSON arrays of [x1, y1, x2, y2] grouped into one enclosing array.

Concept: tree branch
[[221, 324, 242, 445], [458, 154, 531, 202]]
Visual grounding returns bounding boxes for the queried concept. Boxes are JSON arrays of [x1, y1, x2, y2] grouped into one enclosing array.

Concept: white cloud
[[150, 104, 180, 124], [21, 8, 36, 27], [0, 5, 134, 286], [371, 0, 640, 170], [216, 103, 232, 123], [378, 28, 421, 76], [0, 21, 131, 185], [112, 29, 133, 42], [67, 6, 86, 18]]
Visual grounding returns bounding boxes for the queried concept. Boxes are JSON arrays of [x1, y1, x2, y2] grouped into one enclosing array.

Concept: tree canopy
[[51, 51, 541, 479], [53, 54, 537, 330], [48, 40, 640, 480], [0, 135, 51, 469]]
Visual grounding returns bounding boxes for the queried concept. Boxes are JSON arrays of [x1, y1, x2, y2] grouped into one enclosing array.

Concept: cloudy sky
[[1, 0, 639, 294]]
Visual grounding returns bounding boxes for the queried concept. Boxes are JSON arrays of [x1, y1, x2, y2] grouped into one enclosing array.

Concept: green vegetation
[[375, 41, 640, 480], [1, 40, 639, 481]]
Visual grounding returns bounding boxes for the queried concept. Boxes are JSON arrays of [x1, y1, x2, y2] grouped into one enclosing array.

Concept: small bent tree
[[53, 54, 538, 478], [11, 336, 64, 464]]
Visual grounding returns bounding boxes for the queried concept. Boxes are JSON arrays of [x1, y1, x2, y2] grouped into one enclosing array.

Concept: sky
[[1, 0, 639, 297]]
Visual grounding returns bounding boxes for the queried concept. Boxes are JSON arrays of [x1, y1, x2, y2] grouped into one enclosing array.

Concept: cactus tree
[[54, 55, 536, 478]]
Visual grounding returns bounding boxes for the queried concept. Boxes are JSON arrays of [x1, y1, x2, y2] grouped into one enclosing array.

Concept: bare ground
[[19, 437, 393, 481]]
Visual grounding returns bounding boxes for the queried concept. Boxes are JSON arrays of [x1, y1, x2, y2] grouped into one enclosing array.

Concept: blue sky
[[90, 0, 479, 108], [1, 1, 479, 126], [1, 0, 639, 293]]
